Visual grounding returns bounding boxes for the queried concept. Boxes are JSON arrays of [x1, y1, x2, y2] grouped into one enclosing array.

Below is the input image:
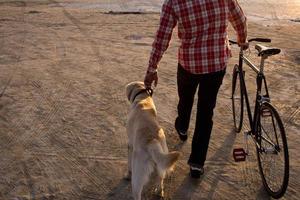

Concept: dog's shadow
[[107, 176, 165, 200], [107, 178, 132, 200], [170, 174, 203, 200]]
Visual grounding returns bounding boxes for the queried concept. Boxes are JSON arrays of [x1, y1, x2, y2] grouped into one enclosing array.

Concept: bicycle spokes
[[257, 103, 289, 198]]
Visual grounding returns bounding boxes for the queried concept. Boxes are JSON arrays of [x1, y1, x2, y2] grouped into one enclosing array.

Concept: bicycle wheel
[[232, 64, 244, 133], [256, 102, 289, 199]]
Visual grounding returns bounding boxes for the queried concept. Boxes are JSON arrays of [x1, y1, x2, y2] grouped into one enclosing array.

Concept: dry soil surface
[[0, 1, 299, 200]]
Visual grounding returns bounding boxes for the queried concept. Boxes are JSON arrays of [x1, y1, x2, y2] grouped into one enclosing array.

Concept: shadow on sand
[[107, 178, 132, 200], [171, 129, 238, 199], [172, 174, 203, 200]]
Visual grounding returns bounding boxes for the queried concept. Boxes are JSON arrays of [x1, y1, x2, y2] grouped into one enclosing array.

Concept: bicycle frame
[[232, 40, 289, 198], [236, 48, 273, 149]]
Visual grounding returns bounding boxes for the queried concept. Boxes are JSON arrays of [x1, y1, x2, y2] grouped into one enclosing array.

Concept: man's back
[[148, 0, 247, 74], [171, 0, 229, 73], [173, 0, 227, 39]]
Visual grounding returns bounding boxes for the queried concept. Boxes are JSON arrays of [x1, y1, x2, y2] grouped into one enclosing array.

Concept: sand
[[0, 1, 299, 199]]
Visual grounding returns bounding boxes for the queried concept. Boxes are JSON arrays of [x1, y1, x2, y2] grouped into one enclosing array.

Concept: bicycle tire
[[232, 64, 244, 133], [256, 102, 289, 199]]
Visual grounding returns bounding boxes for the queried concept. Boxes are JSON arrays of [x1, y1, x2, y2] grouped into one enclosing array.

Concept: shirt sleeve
[[147, 0, 177, 72], [228, 0, 247, 43]]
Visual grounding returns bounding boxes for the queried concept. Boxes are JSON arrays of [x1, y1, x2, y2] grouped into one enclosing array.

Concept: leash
[[132, 88, 153, 102]]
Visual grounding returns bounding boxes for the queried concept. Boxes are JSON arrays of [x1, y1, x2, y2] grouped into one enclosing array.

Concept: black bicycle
[[230, 38, 289, 198]]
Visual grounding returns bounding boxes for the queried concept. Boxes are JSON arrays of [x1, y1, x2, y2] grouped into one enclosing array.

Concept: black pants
[[176, 64, 225, 167]]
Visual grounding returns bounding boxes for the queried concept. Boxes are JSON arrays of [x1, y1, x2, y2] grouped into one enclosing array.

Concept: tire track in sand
[[0, 2, 112, 196]]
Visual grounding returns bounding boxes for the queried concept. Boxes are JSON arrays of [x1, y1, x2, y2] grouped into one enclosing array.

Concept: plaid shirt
[[148, 0, 247, 74]]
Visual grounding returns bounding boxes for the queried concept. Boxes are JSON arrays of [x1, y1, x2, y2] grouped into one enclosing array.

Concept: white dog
[[125, 81, 180, 200]]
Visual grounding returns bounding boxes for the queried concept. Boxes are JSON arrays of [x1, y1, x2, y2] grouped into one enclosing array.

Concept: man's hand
[[238, 42, 249, 50], [144, 70, 158, 89]]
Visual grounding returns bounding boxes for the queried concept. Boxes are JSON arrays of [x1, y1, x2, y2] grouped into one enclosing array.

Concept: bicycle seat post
[[259, 55, 268, 74]]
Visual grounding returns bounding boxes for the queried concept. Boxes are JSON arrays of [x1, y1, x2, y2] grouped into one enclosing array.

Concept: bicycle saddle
[[255, 44, 281, 57]]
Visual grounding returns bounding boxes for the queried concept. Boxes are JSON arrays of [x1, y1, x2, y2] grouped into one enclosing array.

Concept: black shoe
[[175, 118, 188, 141], [190, 166, 204, 179]]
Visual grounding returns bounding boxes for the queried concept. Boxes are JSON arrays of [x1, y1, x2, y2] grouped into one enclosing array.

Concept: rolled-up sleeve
[[228, 0, 247, 43], [148, 0, 177, 72]]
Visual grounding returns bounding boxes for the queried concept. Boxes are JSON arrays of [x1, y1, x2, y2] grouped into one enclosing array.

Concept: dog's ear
[[125, 81, 145, 103], [125, 82, 135, 102]]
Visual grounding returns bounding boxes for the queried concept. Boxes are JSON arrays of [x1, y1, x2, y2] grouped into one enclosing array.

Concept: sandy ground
[[0, 1, 299, 199]]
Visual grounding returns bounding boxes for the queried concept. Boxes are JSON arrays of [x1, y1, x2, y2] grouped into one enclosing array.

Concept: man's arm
[[228, 0, 247, 44], [147, 0, 177, 73]]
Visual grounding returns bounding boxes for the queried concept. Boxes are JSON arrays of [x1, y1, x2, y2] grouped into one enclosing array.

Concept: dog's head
[[125, 81, 146, 103]]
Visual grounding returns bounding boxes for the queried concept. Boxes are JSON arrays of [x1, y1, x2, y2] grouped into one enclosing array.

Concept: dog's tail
[[147, 141, 180, 173]]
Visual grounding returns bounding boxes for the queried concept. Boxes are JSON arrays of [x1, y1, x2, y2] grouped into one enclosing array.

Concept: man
[[144, 0, 247, 178]]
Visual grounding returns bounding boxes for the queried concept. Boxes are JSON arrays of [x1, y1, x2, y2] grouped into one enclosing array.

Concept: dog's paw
[[154, 187, 164, 198]]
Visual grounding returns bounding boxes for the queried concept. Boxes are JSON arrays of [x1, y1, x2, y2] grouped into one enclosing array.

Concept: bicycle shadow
[[171, 129, 238, 199], [206, 129, 238, 199], [203, 128, 271, 199], [256, 185, 271, 200]]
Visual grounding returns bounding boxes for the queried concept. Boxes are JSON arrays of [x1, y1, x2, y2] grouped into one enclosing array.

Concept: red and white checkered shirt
[[148, 0, 247, 74]]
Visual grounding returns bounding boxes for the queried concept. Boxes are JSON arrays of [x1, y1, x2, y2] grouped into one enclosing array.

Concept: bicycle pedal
[[233, 148, 247, 162]]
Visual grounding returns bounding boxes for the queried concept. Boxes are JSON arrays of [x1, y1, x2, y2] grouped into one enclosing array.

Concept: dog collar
[[132, 88, 153, 102]]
